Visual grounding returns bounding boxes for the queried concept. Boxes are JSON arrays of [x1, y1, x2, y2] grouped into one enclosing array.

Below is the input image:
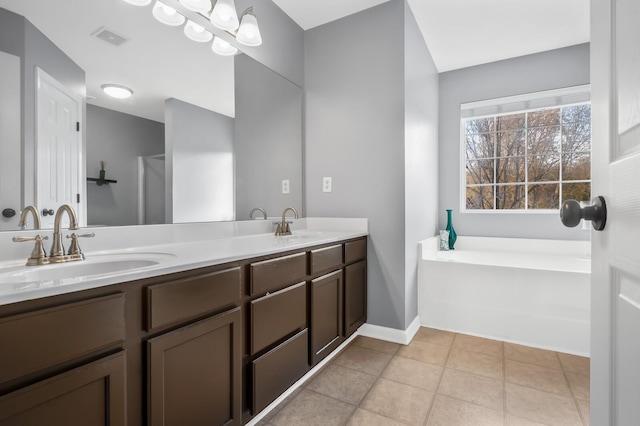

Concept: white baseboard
[[358, 315, 421, 345]]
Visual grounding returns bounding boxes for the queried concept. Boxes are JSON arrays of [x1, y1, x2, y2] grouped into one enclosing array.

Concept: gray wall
[[235, 0, 304, 87], [403, 3, 439, 326], [439, 43, 591, 241], [165, 98, 235, 223], [234, 54, 303, 220], [306, 0, 439, 330], [86, 105, 164, 226]]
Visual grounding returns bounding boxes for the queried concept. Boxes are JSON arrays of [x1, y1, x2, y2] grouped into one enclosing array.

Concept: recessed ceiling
[[273, 0, 590, 72]]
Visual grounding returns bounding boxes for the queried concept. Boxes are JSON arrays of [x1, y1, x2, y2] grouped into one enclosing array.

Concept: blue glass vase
[[445, 209, 457, 250]]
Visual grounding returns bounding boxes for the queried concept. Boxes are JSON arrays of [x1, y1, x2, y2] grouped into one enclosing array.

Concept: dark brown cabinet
[[344, 260, 367, 337], [147, 307, 242, 426], [310, 269, 343, 366], [0, 351, 126, 426]]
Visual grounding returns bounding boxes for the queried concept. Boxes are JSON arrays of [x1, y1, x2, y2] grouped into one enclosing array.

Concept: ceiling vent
[[91, 27, 129, 46]]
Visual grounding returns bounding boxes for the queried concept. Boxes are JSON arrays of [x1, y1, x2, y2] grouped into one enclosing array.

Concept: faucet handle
[[66, 232, 94, 260], [12, 235, 50, 266]]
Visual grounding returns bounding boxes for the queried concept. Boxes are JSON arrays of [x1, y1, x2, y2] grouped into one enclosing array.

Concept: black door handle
[[42, 209, 54, 216], [560, 196, 607, 231]]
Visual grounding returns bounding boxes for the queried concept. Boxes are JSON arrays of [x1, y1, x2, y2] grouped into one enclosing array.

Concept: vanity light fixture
[[152, 1, 186, 26], [184, 19, 213, 42], [209, 0, 240, 31], [211, 36, 238, 56], [122, 0, 152, 5], [102, 84, 134, 99], [236, 7, 262, 47], [179, 0, 211, 13]]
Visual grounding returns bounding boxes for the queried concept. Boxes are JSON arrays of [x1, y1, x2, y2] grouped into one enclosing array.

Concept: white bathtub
[[418, 236, 590, 356]]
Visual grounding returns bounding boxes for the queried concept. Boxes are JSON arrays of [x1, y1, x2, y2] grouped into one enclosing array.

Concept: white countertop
[[0, 218, 368, 306]]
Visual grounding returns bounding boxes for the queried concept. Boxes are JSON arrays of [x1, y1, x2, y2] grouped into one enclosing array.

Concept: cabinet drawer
[[250, 282, 306, 355], [252, 329, 309, 414], [345, 238, 367, 264], [146, 266, 241, 331], [310, 244, 342, 275], [250, 252, 307, 296], [0, 293, 125, 384]]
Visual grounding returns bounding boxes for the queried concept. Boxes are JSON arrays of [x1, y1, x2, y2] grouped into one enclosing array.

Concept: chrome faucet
[[49, 204, 80, 263], [250, 207, 267, 220], [275, 207, 298, 236], [17, 206, 41, 230]]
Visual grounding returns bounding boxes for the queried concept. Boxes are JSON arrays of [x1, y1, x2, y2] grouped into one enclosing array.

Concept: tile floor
[[258, 328, 590, 426]]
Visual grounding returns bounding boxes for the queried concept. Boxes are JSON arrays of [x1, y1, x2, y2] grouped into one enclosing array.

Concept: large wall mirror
[[0, 0, 302, 231]]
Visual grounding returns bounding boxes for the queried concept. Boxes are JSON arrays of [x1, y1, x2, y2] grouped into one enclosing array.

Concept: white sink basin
[[0, 252, 175, 285]]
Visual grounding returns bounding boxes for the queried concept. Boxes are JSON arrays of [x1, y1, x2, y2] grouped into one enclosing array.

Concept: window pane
[[562, 152, 591, 180], [528, 108, 560, 127], [528, 184, 560, 209], [562, 104, 591, 125], [527, 126, 561, 155], [528, 155, 560, 181], [466, 186, 494, 210], [496, 130, 526, 156], [466, 160, 495, 184], [496, 185, 526, 209], [562, 122, 591, 152], [466, 133, 495, 159], [496, 156, 525, 183], [465, 117, 495, 134], [562, 182, 591, 202], [497, 113, 525, 130]]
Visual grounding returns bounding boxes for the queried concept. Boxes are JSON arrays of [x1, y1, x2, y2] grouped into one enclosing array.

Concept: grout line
[[422, 333, 457, 425], [557, 351, 589, 426]]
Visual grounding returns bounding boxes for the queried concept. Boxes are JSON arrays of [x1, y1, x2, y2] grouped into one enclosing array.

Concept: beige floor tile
[[270, 389, 355, 426], [438, 368, 503, 410], [352, 336, 400, 355], [558, 353, 590, 376], [360, 378, 433, 426], [576, 399, 590, 426], [453, 334, 503, 358], [426, 394, 503, 426], [413, 327, 456, 347], [261, 387, 303, 423], [396, 339, 450, 366], [566, 372, 590, 401], [504, 342, 563, 370], [333, 344, 393, 376], [306, 364, 377, 405], [505, 414, 548, 425], [346, 408, 409, 426], [505, 382, 583, 426], [505, 359, 571, 396], [382, 356, 443, 392], [448, 348, 503, 379]]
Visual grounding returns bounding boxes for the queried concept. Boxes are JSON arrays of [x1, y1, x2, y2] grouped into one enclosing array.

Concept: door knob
[[42, 208, 54, 216], [560, 196, 607, 231]]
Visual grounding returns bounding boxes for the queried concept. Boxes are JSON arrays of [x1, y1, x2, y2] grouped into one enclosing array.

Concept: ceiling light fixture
[[120, 0, 262, 56], [152, 1, 186, 26], [211, 36, 238, 56], [102, 84, 134, 99], [184, 19, 213, 42], [236, 7, 262, 47]]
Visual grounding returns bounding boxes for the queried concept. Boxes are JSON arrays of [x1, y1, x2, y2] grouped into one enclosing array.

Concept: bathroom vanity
[[0, 220, 367, 425]]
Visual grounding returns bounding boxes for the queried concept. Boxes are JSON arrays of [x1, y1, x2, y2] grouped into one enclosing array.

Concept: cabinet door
[[147, 307, 242, 426], [0, 351, 126, 426], [310, 270, 343, 366], [344, 260, 367, 337]]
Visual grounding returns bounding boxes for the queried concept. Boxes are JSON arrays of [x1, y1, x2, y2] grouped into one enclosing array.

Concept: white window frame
[[459, 85, 591, 214]]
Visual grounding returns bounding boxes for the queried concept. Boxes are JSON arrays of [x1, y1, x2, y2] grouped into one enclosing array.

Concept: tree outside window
[[464, 104, 591, 211]]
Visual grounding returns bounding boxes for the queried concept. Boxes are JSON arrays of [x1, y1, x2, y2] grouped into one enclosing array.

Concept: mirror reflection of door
[[0, 51, 21, 231], [35, 67, 83, 229]]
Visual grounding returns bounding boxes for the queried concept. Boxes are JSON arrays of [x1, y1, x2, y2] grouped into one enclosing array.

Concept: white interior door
[[591, 0, 640, 424], [35, 68, 82, 229]]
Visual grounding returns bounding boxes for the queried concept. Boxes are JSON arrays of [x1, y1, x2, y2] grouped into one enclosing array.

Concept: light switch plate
[[323, 177, 332, 193], [282, 179, 290, 194]]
